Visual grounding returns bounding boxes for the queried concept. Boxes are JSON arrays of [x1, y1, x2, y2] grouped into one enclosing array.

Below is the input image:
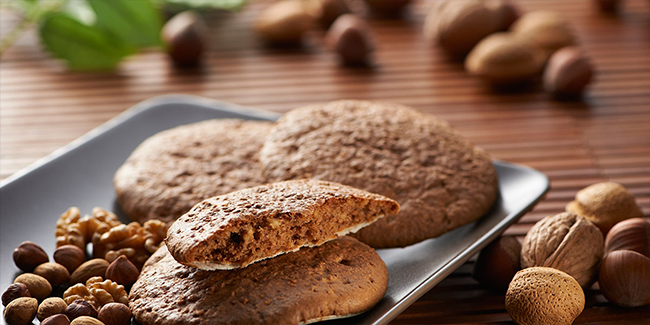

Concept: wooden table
[[1, 0, 649, 324]]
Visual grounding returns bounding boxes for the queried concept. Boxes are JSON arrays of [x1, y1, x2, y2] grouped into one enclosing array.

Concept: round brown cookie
[[260, 100, 498, 248], [114, 119, 273, 224], [130, 237, 388, 325]]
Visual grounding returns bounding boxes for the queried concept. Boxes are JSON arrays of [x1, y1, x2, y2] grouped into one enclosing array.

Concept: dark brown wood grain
[[1, 0, 649, 324]]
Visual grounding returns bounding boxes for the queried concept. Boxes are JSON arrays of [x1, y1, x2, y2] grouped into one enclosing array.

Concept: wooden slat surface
[[1, 0, 649, 324]]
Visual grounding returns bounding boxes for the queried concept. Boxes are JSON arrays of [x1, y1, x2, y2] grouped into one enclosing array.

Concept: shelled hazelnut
[[65, 300, 98, 320], [13, 241, 49, 272], [162, 11, 207, 67], [544, 46, 594, 97], [98, 302, 132, 325], [599, 249, 650, 307], [605, 218, 650, 257], [326, 14, 375, 66], [105, 256, 139, 288], [54, 245, 86, 274], [2, 283, 30, 307]]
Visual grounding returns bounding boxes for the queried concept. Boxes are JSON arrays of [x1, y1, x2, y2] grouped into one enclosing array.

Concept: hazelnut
[[70, 316, 104, 325], [255, 1, 315, 45], [54, 245, 86, 274], [544, 46, 594, 97], [98, 302, 132, 325], [605, 218, 650, 257], [326, 14, 375, 66], [520, 212, 604, 287], [65, 299, 98, 320], [41, 314, 71, 325], [3, 297, 38, 325], [510, 11, 576, 59], [161, 11, 207, 67], [465, 32, 546, 84], [506, 267, 585, 325], [472, 236, 521, 290], [309, 0, 352, 28], [2, 283, 30, 307], [105, 256, 139, 288], [71, 259, 110, 285], [13, 273, 52, 301], [424, 0, 502, 56], [599, 250, 650, 307], [566, 182, 643, 235], [13, 241, 49, 272], [37, 297, 68, 321], [35, 262, 71, 287]]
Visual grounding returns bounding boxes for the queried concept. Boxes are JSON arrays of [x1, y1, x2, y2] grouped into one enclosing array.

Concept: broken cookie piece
[[165, 179, 399, 270]]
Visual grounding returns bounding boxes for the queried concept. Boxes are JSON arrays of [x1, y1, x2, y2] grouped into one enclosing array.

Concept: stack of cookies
[[116, 100, 499, 324]]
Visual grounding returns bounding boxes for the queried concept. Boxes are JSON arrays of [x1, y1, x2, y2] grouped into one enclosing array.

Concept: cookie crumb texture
[[130, 237, 388, 325], [260, 100, 498, 248], [166, 179, 399, 269], [114, 119, 272, 223]]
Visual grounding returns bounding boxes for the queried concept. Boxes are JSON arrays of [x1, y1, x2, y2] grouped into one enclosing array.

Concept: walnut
[[143, 220, 168, 254], [86, 277, 128, 306], [521, 212, 604, 287], [63, 284, 99, 309], [56, 207, 121, 251]]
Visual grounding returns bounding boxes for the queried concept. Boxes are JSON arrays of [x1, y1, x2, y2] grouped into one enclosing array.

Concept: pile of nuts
[[473, 181, 648, 325], [3, 207, 168, 325], [424, 0, 595, 99]]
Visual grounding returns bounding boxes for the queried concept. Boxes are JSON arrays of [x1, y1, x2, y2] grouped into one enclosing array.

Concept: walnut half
[[521, 212, 604, 287]]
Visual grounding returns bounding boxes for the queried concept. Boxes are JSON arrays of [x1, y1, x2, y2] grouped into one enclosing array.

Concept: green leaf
[[86, 0, 163, 48], [39, 13, 132, 70], [160, 0, 248, 11]]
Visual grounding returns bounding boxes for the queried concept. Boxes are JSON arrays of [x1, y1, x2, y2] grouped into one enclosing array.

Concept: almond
[[70, 259, 109, 285]]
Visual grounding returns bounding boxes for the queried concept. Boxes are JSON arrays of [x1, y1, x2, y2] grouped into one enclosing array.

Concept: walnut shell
[[566, 182, 643, 235], [521, 212, 604, 287], [506, 267, 585, 325]]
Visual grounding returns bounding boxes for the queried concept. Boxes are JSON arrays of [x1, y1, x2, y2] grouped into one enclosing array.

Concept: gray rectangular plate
[[0, 95, 549, 325]]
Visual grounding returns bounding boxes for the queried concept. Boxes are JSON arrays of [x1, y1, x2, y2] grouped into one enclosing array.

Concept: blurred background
[[1, 0, 649, 323]]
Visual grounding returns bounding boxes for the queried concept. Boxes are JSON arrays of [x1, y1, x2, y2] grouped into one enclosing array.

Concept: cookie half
[[166, 179, 399, 270], [114, 119, 272, 223], [260, 100, 498, 248], [130, 237, 388, 325]]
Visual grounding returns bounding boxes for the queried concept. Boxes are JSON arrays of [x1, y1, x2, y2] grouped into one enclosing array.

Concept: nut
[[41, 314, 71, 325], [465, 32, 546, 84], [142, 219, 168, 254], [544, 46, 594, 97], [13, 273, 52, 301], [65, 299, 98, 320], [566, 182, 643, 235], [56, 207, 121, 251], [86, 277, 129, 307], [161, 11, 207, 67], [520, 212, 604, 287], [326, 14, 375, 66], [599, 250, 650, 307], [37, 297, 68, 321], [2, 283, 30, 307], [605, 218, 650, 257], [13, 241, 49, 272], [71, 259, 110, 285], [472, 236, 521, 290], [255, 0, 315, 45], [54, 245, 87, 274], [105, 255, 140, 288], [35, 262, 71, 287], [510, 11, 576, 59], [506, 267, 585, 325], [63, 284, 99, 309], [104, 248, 149, 271], [3, 297, 38, 325], [98, 302, 132, 325], [424, 0, 502, 55], [71, 316, 104, 325]]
